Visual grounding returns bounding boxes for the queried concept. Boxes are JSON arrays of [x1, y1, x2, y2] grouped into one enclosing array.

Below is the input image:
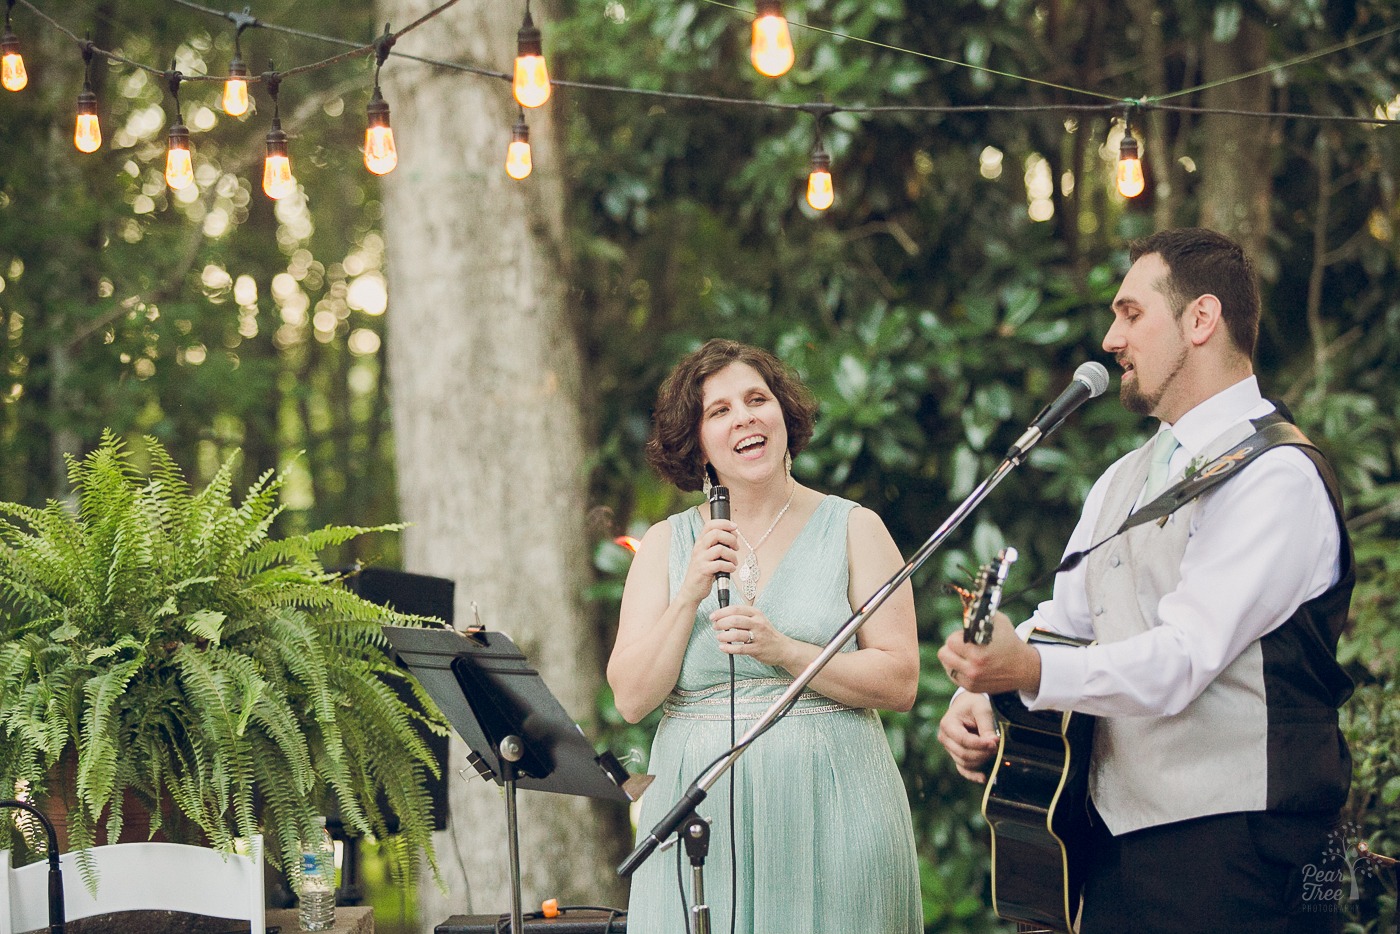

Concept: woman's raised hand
[[678, 517, 738, 606]]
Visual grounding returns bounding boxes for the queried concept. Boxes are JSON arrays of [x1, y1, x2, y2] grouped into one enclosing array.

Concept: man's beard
[[1120, 342, 1188, 417]]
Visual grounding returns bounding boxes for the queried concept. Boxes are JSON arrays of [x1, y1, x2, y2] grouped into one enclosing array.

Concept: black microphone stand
[[681, 815, 712, 934], [619, 432, 1052, 878], [0, 798, 65, 934]]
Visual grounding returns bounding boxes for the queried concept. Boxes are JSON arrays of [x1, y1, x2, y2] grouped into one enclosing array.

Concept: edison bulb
[[74, 89, 101, 153], [1117, 158, 1145, 198], [751, 2, 794, 78], [262, 122, 294, 199], [514, 13, 551, 108], [505, 123, 533, 180], [73, 112, 100, 151], [514, 54, 550, 108], [223, 59, 249, 117], [0, 32, 25, 92], [807, 151, 833, 210], [364, 88, 398, 175], [75, 113, 101, 152], [165, 125, 194, 190], [262, 154, 293, 199], [365, 125, 397, 175], [807, 169, 833, 210], [1117, 136, 1145, 198]]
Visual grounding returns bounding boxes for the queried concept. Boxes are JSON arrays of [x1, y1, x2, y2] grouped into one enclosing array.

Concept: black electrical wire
[[14, 0, 1400, 128]]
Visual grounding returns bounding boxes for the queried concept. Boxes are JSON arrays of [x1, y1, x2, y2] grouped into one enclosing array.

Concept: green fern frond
[[0, 434, 444, 887], [242, 523, 406, 576], [76, 658, 142, 818]]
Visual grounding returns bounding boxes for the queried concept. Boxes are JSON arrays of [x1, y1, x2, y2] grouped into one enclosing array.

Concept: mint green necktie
[[1143, 429, 1180, 500]]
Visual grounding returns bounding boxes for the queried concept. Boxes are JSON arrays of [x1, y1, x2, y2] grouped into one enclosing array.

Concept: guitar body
[[981, 634, 1095, 934]]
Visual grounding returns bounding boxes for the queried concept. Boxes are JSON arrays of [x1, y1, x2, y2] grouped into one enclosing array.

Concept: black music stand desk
[[382, 626, 648, 933]]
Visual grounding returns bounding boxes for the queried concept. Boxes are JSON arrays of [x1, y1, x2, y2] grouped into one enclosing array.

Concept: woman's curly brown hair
[[645, 339, 818, 492]]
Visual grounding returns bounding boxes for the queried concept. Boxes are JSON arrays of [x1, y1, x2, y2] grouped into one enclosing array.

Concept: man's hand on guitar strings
[[937, 692, 999, 782], [938, 611, 1043, 696]]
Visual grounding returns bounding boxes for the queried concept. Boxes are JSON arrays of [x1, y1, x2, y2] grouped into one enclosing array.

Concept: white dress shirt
[[1024, 375, 1343, 717]]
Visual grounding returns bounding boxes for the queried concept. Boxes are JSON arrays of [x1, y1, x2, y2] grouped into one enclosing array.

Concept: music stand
[[382, 626, 649, 934]]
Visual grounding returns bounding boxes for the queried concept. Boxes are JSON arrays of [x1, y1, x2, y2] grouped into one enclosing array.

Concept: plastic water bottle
[[298, 815, 336, 931]]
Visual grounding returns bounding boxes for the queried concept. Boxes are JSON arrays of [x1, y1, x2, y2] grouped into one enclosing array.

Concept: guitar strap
[[1054, 410, 1342, 574], [1118, 410, 1341, 532]]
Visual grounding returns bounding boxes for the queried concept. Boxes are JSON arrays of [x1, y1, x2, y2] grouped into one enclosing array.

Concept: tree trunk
[[1196, 17, 1275, 259], [373, 0, 627, 928], [1125, 0, 1181, 231]]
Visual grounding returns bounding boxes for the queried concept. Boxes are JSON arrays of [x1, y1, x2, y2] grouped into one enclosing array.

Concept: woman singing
[[609, 339, 921, 934]]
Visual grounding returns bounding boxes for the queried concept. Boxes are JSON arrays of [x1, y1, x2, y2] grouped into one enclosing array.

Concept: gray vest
[[1085, 421, 1267, 834]]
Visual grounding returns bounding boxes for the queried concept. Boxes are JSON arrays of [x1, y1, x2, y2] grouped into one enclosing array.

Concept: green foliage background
[[2, 0, 1399, 929], [557, 1, 1400, 929]]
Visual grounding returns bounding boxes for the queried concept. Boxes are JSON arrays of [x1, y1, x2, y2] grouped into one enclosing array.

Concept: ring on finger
[[745, 630, 754, 644]]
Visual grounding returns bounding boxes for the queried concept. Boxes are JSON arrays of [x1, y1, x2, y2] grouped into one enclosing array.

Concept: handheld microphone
[[1006, 361, 1110, 460], [708, 484, 731, 607]]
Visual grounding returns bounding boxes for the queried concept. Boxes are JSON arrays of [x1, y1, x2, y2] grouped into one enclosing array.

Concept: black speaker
[[344, 566, 455, 832], [350, 566, 455, 624], [435, 910, 626, 933]]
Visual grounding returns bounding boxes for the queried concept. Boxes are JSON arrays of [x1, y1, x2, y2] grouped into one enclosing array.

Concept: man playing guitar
[[938, 228, 1354, 934]]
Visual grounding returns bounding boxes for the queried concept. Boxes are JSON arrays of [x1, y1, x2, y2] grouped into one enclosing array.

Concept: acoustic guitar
[[960, 548, 1094, 934]]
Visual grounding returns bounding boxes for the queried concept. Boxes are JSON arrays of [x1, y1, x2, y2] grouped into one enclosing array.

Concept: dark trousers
[[1079, 807, 1342, 934]]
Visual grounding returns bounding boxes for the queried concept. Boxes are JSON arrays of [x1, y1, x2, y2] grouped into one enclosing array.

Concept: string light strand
[[702, 0, 1124, 102], [14, 0, 465, 85], [14, 0, 1400, 129], [7, 0, 1400, 201], [1152, 19, 1400, 103]]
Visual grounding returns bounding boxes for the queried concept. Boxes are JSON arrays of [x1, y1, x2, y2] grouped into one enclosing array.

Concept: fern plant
[[0, 432, 445, 887]]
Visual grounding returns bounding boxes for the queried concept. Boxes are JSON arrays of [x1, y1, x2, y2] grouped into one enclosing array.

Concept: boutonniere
[[1156, 455, 1208, 527]]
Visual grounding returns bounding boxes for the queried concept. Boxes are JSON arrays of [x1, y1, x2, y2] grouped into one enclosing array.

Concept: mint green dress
[[626, 496, 922, 934]]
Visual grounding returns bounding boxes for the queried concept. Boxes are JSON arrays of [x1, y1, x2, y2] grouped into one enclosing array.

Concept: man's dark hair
[[646, 339, 817, 492], [1129, 227, 1260, 358]]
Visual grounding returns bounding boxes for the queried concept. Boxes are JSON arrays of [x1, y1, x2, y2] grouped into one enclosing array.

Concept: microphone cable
[[710, 473, 739, 934], [728, 621, 738, 934]]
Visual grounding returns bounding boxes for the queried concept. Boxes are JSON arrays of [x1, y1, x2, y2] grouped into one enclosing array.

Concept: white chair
[[0, 835, 264, 934]]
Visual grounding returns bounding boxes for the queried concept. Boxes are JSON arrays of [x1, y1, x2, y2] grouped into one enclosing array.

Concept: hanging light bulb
[[513, 5, 550, 109], [505, 116, 532, 180], [262, 117, 294, 199], [1117, 127, 1145, 198], [165, 122, 194, 189], [807, 148, 833, 211], [0, 15, 26, 92], [163, 69, 194, 189], [223, 56, 249, 116], [74, 85, 101, 152], [257, 73, 294, 199], [73, 43, 101, 153], [364, 85, 397, 175], [751, 0, 794, 78]]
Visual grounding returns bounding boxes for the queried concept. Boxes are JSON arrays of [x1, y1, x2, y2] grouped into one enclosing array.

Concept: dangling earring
[[702, 464, 713, 497], [784, 450, 792, 479]]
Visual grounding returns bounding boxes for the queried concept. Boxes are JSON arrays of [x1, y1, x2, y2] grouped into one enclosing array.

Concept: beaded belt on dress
[[661, 678, 857, 721]]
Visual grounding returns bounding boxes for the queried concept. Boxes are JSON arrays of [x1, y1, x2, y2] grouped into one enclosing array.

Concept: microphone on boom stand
[[1005, 361, 1110, 460]]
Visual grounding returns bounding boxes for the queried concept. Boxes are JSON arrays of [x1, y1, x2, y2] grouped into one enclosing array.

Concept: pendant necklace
[[734, 480, 796, 604]]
